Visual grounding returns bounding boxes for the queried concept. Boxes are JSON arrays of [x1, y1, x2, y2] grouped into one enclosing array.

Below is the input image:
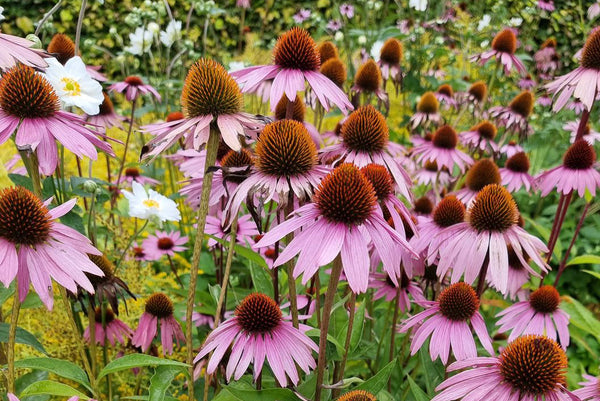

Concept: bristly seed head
[[0, 187, 51, 246], [438, 282, 479, 321], [47, 33, 76, 65], [437, 84, 454, 98], [181, 58, 243, 117], [273, 27, 320, 71], [255, 120, 317, 177], [506, 152, 530, 173], [414, 196, 434, 215], [336, 389, 377, 401], [541, 38, 557, 49], [474, 120, 497, 140], [360, 164, 394, 200], [354, 59, 382, 92], [0, 65, 60, 119], [99, 92, 115, 115], [94, 306, 116, 324], [465, 159, 501, 191], [529, 285, 561, 314], [235, 293, 282, 333], [380, 38, 403, 65], [341, 105, 389, 153], [432, 125, 458, 149], [315, 163, 377, 226], [275, 96, 306, 122], [417, 91, 439, 114], [469, 184, 519, 232], [124, 76, 144, 86], [145, 293, 174, 318], [581, 29, 600, 70], [499, 335, 567, 395], [492, 29, 517, 54], [509, 91, 534, 118], [125, 167, 140, 177], [221, 148, 254, 168], [89, 254, 115, 280], [157, 237, 175, 250], [563, 140, 596, 170], [433, 195, 465, 227], [320, 58, 347, 88], [318, 41, 339, 64], [468, 81, 487, 102]]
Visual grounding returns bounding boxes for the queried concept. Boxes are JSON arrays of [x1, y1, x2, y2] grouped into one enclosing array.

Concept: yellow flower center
[[143, 199, 160, 209], [61, 77, 81, 96]]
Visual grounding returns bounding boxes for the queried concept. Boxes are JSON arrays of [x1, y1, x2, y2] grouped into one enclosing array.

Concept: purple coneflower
[[370, 272, 426, 312], [84, 307, 133, 346], [320, 105, 412, 199], [490, 90, 535, 137], [116, 167, 160, 187], [0, 187, 103, 309], [231, 27, 352, 113], [255, 163, 416, 293], [377, 38, 403, 92], [435, 84, 457, 109], [0, 32, 49, 71], [497, 285, 570, 347], [109, 75, 161, 102], [412, 125, 473, 173], [399, 282, 493, 364], [492, 245, 535, 300], [142, 59, 263, 158], [565, 120, 600, 144], [274, 96, 322, 147], [326, 19, 342, 32], [318, 42, 339, 64], [534, 38, 560, 78], [351, 59, 388, 109], [87, 254, 136, 315], [500, 151, 535, 192], [460, 120, 499, 154], [431, 335, 577, 401], [410, 91, 441, 129], [432, 184, 548, 295], [538, 0, 555, 11], [537, 139, 600, 197], [0, 65, 114, 175], [132, 293, 185, 355], [590, 2, 600, 20], [471, 28, 527, 74], [194, 293, 317, 386], [499, 140, 524, 158], [458, 80, 488, 108], [519, 74, 536, 90], [455, 159, 502, 205], [413, 160, 452, 187], [293, 9, 311, 24], [574, 374, 600, 401], [340, 3, 354, 18], [141, 230, 188, 261], [205, 212, 259, 248]]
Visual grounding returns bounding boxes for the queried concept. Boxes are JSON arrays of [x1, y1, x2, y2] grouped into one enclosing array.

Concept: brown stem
[[476, 255, 490, 298], [554, 202, 590, 286], [575, 108, 591, 141], [167, 255, 183, 287]]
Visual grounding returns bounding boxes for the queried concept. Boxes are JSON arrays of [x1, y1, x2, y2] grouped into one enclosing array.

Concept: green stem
[[18, 149, 42, 198], [332, 291, 357, 399], [87, 299, 97, 378], [114, 220, 148, 271], [74, 0, 87, 56], [115, 100, 137, 190], [6, 284, 21, 394]]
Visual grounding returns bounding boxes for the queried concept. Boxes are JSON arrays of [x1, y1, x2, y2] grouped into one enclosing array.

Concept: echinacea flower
[[490, 90, 534, 137], [142, 59, 263, 158], [85, 92, 126, 133], [518, 74, 536, 90], [116, 166, 160, 187], [0, 64, 114, 175], [500, 151, 535, 192], [320, 105, 412, 199], [410, 91, 441, 129], [194, 293, 317, 386], [231, 27, 353, 113], [141, 230, 188, 260], [132, 293, 185, 355], [109, 75, 161, 103], [205, 212, 258, 249], [122, 181, 181, 223], [274, 96, 322, 147], [377, 38, 403, 92], [413, 196, 434, 216], [399, 282, 494, 364], [0, 187, 104, 309], [574, 374, 600, 400], [340, 3, 354, 18], [84, 307, 133, 346], [471, 28, 527, 75], [496, 285, 570, 347], [255, 163, 417, 293], [236, 0, 250, 9], [435, 84, 457, 109], [369, 272, 426, 312], [538, 0, 555, 11], [546, 29, 600, 112], [565, 121, 600, 144], [412, 125, 473, 173], [318, 41, 339, 64], [460, 121, 499, 154], [537, 139, 600, 197], [293, 9, 311, 24], [432, 184, 548, 295], [351, 59, 388, 109], [455, 159, 501, 205], [431, 335, 577, 401], [590, 2, 600, 20], [413, 160, 452, 187], [0, 32, 49, 71], [491, 244, 535, 300], [534, 38, 560, 78], [87, 254, 136, 314], [499, 140, 524, 158], [336, 390, 376, 401]]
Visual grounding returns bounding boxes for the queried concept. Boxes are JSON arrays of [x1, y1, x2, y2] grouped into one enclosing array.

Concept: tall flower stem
[[74, 0, 87, 55], [554, 202, 590, 286], [387, 286, 401, 392], [6, 281, 21, 394], [476, 257, 490, 297], [284, 201, 299, 329], [575, 108, 591, 141], [315, 255, 344, 401], [332, 291, 357, 399], [18, 148, 42, 198], [186, 128, 220, 401], [114, 220, 148, 271], [115, 100, 137, 192], [87, 297, 97, 377]]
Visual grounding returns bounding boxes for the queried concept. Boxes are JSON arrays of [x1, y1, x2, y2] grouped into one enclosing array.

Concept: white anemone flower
[[478, 15, 491, 31], [122, 182, 181, 223], [43, 57, 103, 115], [0, 6, 5, 21], [409, 0, 427, 11], [160, 20, 182, 47], [126, 27, 153, 55]]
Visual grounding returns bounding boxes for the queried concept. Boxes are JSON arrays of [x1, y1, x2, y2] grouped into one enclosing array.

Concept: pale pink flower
[[109, 76, 161, 102], [132, 293, 185, 355]]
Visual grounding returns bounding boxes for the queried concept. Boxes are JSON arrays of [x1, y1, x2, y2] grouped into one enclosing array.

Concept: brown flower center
[[157, 237, 175, 250], [437, 84, 454, 98], [475, 121, 497, 140], [145, 293, 174, 318], [438, 282, 479, 321], [125, 167, 140, 178], [506, 152, 530, 173], [529, 285, 561, 314], [433, 195, 465, 227], [94, 306, 116, 324], [499, 335, 567, 395], [221, 148, 254, 170], [341, 105, 389, 153], [255, 120, 317, 177], [414, 196, 434, 215], [541, 38, 557, 49], [273, 27, 320, 71], [563, 140, 596, 170], [98, 92, 115, 116], [275, 96, 305, 122], [354, 59, 382, 92], [417, 91, 439, 114], [492, 29, 517, 54], [0, 187, 51, 246], [336, 390, 377, 401], [509, 91, 534, 118], [468, 81, 487, 102], [235, 293, 282, 333], [0, 65, 59, 119], [507, 245, 530, 269], [318, 41, 339, 64], [360, 164, 393, 200], [432, 125, 458, 149], [166, 111, 184, 122], [88, 254, 115, 283], [181, 58, 242, 117], [465, 159, 501, 191], [47, 33, 75, 65], [581, 29, 600, 70], [469, 184, 518, 232], [424, 160, 438, 172], [321, 58, 347, 87], [315, 163, 377, 226], [124, 76, 144, 86], [380, 38, 403, 65]]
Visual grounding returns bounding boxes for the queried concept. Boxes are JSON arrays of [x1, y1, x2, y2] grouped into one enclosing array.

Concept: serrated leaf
[[567, 255, 600, 266], [0, 322, 47, 354], [355, 359, 396, 394], [148, 365, 184, 401], [20, 380, 90, 399], [14, 357, 92, 393], [98, 354, 189, 380]]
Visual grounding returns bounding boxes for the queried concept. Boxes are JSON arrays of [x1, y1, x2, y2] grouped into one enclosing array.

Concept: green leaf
[[349, 302, 366, 352], [16, 370, 50, 401], [148, 365, 184, 401], [98, 354, 189, 380], [561, 296, 600, 343], [213, 386, 301, 401], [407, 376, 430, 401], [355, 359, 396, 394], [0, 322, 47, 354], [524, 216, 562, 259], [14, 357, 92, 393], [248, 260, 273, 297], [583, 270, 600, 280], [59, 210, 86, 235], [20, 380, 90, 399], [567, 255, 600, 266], [206, 234, 268, 269], [418, 345, 444, 394], [8, 173, 33, 191]]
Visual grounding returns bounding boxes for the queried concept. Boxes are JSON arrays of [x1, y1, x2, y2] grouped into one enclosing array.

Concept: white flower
[[122, 182, 181, 223], [478, 15, 491, 31], [358, 35, 367, 45], [409, 0, 427, 12], [160, 20, 182, 47], [0, 6, 5, 21], [370, 40, 384, 62], [147, 22, 160, 34], [126, 27, 153, 55], [43, 57, 103, 115], [509, 17, 523, 26], [334, 31, 344, 41]]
